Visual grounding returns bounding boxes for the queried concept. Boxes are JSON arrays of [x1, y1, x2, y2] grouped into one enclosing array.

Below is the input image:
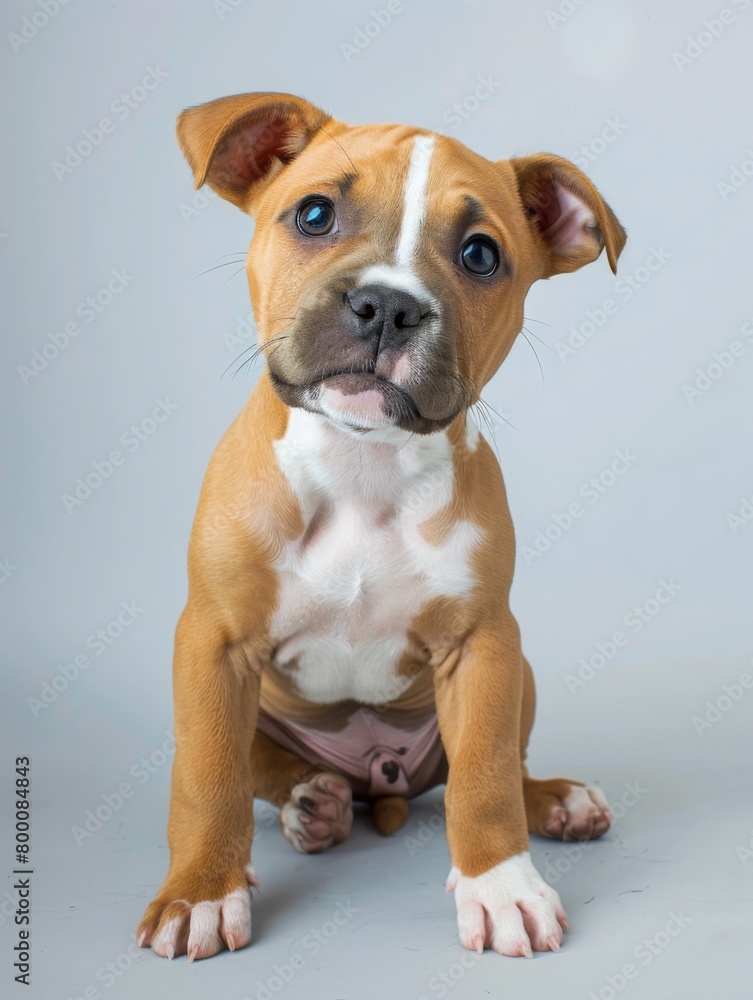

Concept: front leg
[[435, 620, 567, 957], [137, 604, 261, 961]]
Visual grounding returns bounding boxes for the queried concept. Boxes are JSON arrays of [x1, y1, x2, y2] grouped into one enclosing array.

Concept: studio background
[[2, 1, 751, 998]]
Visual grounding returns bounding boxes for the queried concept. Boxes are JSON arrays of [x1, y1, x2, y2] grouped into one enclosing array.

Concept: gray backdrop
[[2, 1, 752, 998]]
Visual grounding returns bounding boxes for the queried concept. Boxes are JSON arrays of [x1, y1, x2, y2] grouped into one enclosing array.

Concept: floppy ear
[[509, 153, 626, 277], [176, 92, 332, 211]]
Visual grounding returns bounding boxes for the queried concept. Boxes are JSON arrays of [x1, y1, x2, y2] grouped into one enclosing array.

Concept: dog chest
[[269, 410, 481, 704]]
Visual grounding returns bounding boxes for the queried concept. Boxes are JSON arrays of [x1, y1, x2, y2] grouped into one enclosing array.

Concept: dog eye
[[460, 236, 499, 276], [297, 198, 337, 237]]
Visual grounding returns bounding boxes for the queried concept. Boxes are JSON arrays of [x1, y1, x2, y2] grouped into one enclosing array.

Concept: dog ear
[[176, 92, 332, 211], [509, 154, 626, 276]]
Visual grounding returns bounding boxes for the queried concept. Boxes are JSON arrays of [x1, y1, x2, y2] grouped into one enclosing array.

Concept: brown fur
[[138, 92, 626, 957]]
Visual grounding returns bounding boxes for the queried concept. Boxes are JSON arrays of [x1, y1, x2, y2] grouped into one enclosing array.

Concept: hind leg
[[519, 656, 611, 841], [251, 729, 353, 854]]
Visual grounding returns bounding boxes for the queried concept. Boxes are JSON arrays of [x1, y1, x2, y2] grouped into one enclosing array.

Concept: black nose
[[345, 284, 425, 350]]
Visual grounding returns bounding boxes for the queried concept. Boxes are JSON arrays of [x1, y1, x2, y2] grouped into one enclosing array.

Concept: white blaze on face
[[396, 134, 436, 268], [357, 134, 440, 390], [361, 133, 437, 294]]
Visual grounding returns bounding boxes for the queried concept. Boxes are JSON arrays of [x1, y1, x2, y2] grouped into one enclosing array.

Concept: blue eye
[[297, 199, 336, 236], [460, 236, 499, 276]]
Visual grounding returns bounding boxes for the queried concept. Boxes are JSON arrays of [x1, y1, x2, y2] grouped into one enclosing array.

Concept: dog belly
[[256, 703, 445, 798]]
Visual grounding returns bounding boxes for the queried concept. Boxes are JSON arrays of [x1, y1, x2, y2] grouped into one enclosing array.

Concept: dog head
[[178, 92, 626, 435]]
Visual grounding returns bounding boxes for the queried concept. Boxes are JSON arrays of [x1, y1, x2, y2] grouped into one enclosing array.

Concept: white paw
[[145, 865, 259, 961], [559, 785, 611, 841], [446, 852, 568, 957], [280, 772, 353, 854]]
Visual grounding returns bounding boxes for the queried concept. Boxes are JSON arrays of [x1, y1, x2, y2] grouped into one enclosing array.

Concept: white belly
[[270, 410, 482, 704]]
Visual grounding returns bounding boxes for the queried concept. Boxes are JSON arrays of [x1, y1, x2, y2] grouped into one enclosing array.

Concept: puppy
[[137, 92, 625, 962]]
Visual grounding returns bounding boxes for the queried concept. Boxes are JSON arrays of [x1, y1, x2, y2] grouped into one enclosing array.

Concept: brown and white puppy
[[137, 92, 626, 962]]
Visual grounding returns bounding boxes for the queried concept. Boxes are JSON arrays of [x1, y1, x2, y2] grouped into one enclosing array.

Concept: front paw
[[446, 852, 568, 957], [137, 864, 259, 961]]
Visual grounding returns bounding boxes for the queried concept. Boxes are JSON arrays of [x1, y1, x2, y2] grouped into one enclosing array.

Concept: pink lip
[[320, 373, 387, 423], [322, 372, 382, 394]]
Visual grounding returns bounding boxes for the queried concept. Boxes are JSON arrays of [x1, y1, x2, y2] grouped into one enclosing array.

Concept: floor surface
[[5, 658, 752, 1000]]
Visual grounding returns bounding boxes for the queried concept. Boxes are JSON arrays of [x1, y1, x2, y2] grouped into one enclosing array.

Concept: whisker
[[478, 396, 515, 431], [472, 401, 500, 462], [223, 335, 289, 380], [519, 328, 545, 388], [224, 265, 247, 285], [520, 324, 552, 350], [523, 315, 559, 332], [195, 258, 246, 278]]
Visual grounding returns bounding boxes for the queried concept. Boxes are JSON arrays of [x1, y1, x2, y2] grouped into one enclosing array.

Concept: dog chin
[[317, 373, 394, 430]]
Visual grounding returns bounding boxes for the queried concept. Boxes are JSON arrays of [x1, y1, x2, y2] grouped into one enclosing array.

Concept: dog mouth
[[317, 367, 422, 429], [318, 368, 387, 394], [268, 359, 466, 435], [269, 364, 428, 431]]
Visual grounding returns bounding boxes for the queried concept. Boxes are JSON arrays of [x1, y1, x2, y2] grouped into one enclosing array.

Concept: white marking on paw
[[152, 915, 184, 959], [280, 773, 353, 854], [151, 885, 253, 962], [561, 785, 611, 841], [447, 852, 567, 957], [187, 901, 223, 961]]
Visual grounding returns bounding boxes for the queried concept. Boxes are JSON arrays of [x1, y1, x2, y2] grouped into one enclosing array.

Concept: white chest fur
[[270, 410, 482, 704]]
